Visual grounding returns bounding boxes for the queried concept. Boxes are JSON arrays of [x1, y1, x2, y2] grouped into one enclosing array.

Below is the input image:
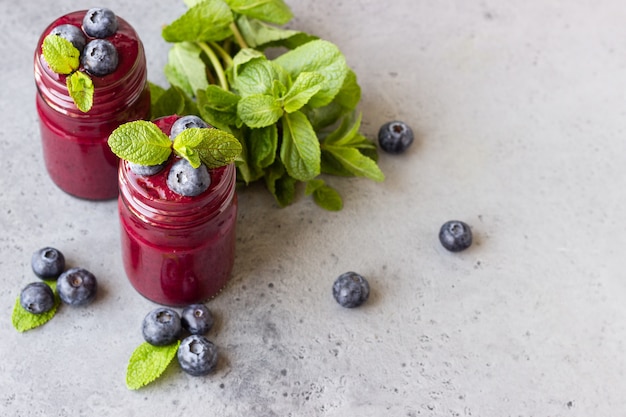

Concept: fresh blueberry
[[166, 159, 211, 197], [332, 271, 370, 308], [31, 247, 65, 280], [378, 121, 414, 154], [169, 115, 209, 140], [177, 335, 218, 376], [439, 220, 473, 252], [142, 308, 182, 346], [82, 8, 118, 38], [57, 268, 98, 306], [181, 304, 214, 335], [81, 39, 119, 76], [20, 282, 55, 314], [128, 162, 166, 176], [50, 24, 86, 52]]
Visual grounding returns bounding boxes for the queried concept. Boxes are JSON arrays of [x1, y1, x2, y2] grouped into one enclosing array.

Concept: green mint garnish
[[107, 120, 242, 169], [152, 0, 384, 210], [126, 341, 180, 390], [66, 71, 94, 113], [41, 34, 94, 113], [11, 281, 60, 333], [42, 35, 80, 74], [108, 121, 173, 166]]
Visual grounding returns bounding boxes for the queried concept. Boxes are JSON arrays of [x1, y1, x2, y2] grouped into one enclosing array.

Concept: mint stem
[[229, 21, 249, 50], [209, 41, 234, 69], [197, 42, 229, 91]]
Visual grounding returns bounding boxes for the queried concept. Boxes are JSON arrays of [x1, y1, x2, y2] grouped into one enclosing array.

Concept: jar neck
[[34, 11, 147, 120], [119, 160, 237, 228]]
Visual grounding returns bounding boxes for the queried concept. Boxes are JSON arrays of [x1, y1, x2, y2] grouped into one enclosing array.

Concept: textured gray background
[[1, 0, 625, 415]]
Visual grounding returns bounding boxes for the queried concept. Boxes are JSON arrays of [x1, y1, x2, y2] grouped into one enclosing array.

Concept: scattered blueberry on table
[[439, 220, 473, 252], [332, 271, 370, 308], [378, 120, 414, 154]]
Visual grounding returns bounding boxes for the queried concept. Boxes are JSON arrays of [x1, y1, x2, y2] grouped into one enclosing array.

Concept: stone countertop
[[1, 1, 624, 415]]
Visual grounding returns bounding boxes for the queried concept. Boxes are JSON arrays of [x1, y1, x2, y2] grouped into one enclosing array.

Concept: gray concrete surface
[[1, 0, 625, 415]]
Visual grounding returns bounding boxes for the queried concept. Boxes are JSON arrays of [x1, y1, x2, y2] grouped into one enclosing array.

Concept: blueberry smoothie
[[117, 116, 238, 306], [34, 9, 150, 200]]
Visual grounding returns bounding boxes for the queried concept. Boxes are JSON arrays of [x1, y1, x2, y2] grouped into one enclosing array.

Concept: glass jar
[[117, 116, 238, 306], [34, 10, 150, 200]]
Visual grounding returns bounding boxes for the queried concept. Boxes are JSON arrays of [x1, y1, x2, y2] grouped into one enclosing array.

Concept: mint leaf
[[164, 42, 210, 97], [42, 34, 80, 75], [66, 71, 94, 113], [280, 111, 320, 181], [333, 69, 361, 110], [282, 72, 324, 113], [232, 56, 283, 97], [236, 133, 264, 184], [162, 0, 234, 43], [274, 39, 348, 108], [322, 145, 385, 182], [249, 124, 278, 168], [173, 127, 242, 168], [264, 160, 296, 207], [226, 0, 293, 24], [151, 86, 199, 119], [108, 121, 173, 165], [322, 112, 362, 147], [12, 281, 60, 333], [197, 86, 240, 131], [126, 341, 180, 390], [236, 15, 316, 50], [306, 180, 342, 211], [238, 94, 283, 128]]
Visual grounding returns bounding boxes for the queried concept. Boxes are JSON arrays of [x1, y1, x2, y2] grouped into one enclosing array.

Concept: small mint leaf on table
[[12, 281, 60, 333], [66, 71, 94, 113], [108, 121, 173, 166], [305, 180, 343, 211], [235, 15, 317, 50], [322, 145, 385, 182], [173, 127, 242, 169], [126, 341, 181, 390], [42, 35, 80, 75]]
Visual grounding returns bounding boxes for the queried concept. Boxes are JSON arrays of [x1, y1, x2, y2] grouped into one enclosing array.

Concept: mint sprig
[[153, 0, 385, 210], [11, 281, 60, 333], [41, 34, 94, 113], [126, 341, 180, 390], [107, 120, 242, 169]]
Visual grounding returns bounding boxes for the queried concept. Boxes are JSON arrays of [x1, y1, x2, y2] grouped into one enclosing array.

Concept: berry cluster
[[49, 8, 119, 76], [141, 305, 218, 376], [19, 247, 97, 316]]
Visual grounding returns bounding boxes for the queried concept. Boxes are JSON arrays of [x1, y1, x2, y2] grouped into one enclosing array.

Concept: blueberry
[[57, 268, 98, 306], [181, 304, 214, 335], [82, 8, 118, 38], [128, 162, 166, 176], [169, 115, 210, 140], [439, 220, 473, 252], [378, 121, 414, 154], [20, 282, 55, 314], [332, 272, 370, 308], [166, 159, 211, 197], [177, 335, 218, 376], [50, 24, 86, 52], [31, 247, 65, 280], [142, 308, 182, 346], [81, 39, 119, 76]]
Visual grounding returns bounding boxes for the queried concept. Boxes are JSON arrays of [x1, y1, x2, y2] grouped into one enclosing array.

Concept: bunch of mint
[[150, 0, 384, 210]]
